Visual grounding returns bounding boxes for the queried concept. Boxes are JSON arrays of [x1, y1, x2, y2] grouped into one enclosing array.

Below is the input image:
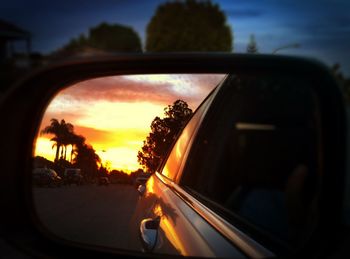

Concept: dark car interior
[[181, 73, 321, 253]]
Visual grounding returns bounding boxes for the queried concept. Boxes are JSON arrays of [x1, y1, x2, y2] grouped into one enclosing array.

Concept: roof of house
[[0, 19, 31, 40]]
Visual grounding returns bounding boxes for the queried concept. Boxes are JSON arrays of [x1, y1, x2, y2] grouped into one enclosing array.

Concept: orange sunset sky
[[34, 74, 225, 172]]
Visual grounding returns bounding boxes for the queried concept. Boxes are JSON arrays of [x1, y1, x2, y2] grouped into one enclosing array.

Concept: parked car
[[98, 176, 110, 186], [64, 168, 83, 185], [32, 168, 62, 187]]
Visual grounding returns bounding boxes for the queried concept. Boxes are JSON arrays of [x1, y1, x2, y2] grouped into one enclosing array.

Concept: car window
[[180, 73, 320, 250]]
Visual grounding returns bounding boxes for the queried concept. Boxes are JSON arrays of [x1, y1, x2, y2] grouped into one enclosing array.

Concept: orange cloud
[[56, 74, 224, 107]]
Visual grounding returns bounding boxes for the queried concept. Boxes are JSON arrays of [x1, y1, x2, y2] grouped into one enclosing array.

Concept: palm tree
[[73, 142, 101, 182], [69, 134, 86, 162], [41, 119, 74, 162]]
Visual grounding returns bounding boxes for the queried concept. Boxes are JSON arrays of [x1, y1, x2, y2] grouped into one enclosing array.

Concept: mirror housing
[[139, 217, 160, 252], [0, 54, 346, 258], [137, 184, 146, 196]]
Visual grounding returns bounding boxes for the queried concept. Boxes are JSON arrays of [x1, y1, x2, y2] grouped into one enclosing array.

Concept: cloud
[[73, 125, 113, 144], [38, 74, 225, 156], [57, 74, 224, 109], [38, 111, 83, 134], [62, 76, 184, 104]]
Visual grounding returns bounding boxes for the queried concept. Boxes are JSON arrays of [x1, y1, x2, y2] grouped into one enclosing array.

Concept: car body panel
[[132, 70, 325, 257], [135, 173, 248, 257]]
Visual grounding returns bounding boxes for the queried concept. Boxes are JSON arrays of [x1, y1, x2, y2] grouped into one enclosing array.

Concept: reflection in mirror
[[32, 72, 321, 256], [32, 74, 225, 253]]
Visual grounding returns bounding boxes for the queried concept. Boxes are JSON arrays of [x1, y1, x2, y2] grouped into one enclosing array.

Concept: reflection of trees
[[40, 118, 101, 181], [127, 187, 180, 254], [41, 119, 74, 162], [137, 100, 192, 173], [136, 190, 179, 226], [73, 142, 101, 182], [152, 196, 179, 226], [69, 134, 86, 163]]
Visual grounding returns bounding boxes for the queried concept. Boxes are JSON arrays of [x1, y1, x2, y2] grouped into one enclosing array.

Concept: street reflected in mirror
[[32, 74, 224, 252]]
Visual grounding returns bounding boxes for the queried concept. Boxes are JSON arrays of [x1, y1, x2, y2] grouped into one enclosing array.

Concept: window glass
[[181, 74, 320, 249]]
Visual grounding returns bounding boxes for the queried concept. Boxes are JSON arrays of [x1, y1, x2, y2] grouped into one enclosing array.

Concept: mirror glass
[[32, 72, 321, 256], [32, 74, 225, 251]]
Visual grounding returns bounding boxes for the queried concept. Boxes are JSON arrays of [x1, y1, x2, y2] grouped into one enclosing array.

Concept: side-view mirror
[[139, 216, 161, 252], [137, 184, 146, 196], [0, 54, 346, 258]]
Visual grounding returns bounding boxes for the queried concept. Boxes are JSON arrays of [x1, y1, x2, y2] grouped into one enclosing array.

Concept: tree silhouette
[[41, 119, 74, 162], [58, 22, 142, 55], [40, 118, 101, 182], [138, 100, 193, 173], [62, 34, 89, 53], [89, 22, 142, 52], [247, 34, 258, 54], [146, 0, 233, 52], [73, 142, 101, 181], [69, 134, 86, 163]]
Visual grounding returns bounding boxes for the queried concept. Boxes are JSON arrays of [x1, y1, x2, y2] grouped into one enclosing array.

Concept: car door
[[134, 81, 274, 257], [137, 71, 322, 257]]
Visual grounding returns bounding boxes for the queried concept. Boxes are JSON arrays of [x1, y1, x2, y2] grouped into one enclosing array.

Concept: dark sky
[[1, 0, 350, 74]]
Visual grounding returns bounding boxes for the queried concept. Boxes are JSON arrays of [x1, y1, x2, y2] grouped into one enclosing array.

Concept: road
[[33, 184, 143, 252]]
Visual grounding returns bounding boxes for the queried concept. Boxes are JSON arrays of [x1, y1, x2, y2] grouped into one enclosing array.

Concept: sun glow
[[35, 101, 165, 172], [77, 101, 165, 131], [34, 74, 224, 172], [34, 137, 56, 162]]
